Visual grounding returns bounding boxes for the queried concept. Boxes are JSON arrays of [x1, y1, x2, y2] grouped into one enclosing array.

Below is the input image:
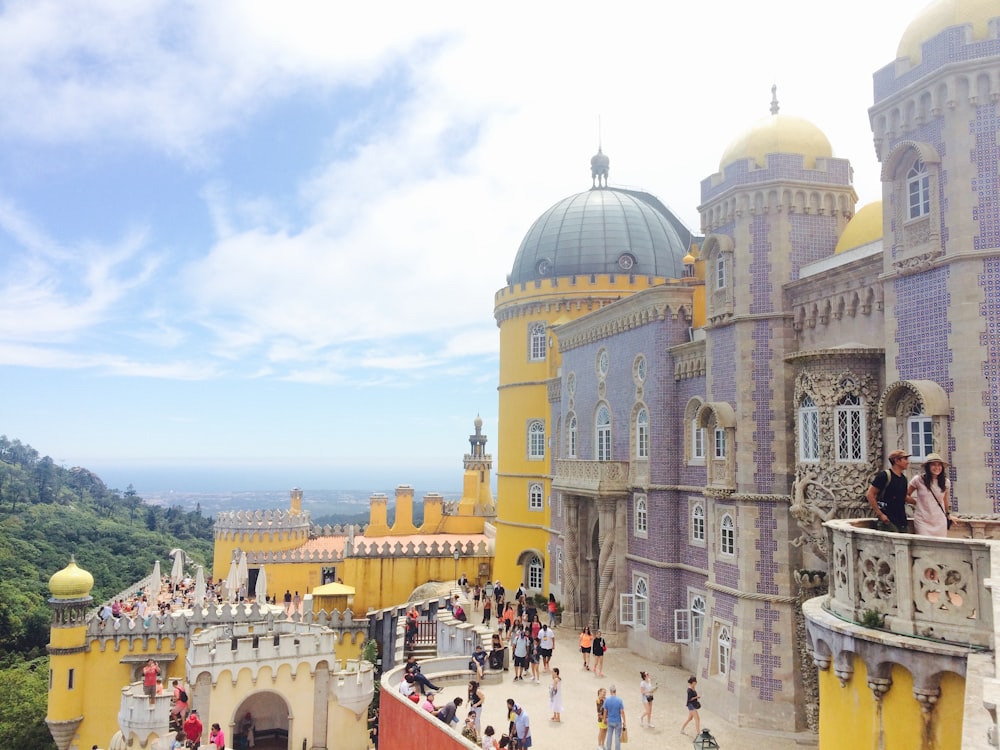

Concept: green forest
[[0, 435, 215, 749]]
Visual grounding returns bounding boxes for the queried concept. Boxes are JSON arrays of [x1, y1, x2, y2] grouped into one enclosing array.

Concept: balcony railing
[[824, 518, 997, 648], [551, 460, 630, 496]]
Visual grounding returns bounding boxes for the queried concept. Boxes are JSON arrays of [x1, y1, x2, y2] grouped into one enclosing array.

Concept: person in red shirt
[[142, 659, 160, 706], [183, 709, 204, 748]]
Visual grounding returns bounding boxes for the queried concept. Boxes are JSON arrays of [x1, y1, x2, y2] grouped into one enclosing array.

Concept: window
[[596, 406, 612, 461], [691, 503, 706, 543], [557, 549, 564, 584], [835, 393, 865, 462], [527, 555, 543, 589], [717, 625, 731, 676], [716, 256, 727, 290], [634, 355, 647, 383], [635, 494, 648, 536], [720, 513, 735, 556], [528, 482, 544, 511], [798, 395, 819, 462], [907, 159, 930, 219], [619, 593, 635, 626], [692, 423, 706, 462], [636, 408, 649, 459], [691, 595, 706, 643], [528, 420, 546, 459], [597, 349, 610, 377], [529, 322, 547, 361], [908, 413, 933, 459], [714, 427, 726, 459], [634, 577, 649, 629], [68, 668, 75, 689], [675, 608, 691, 643], [567, 414, 577, 457]]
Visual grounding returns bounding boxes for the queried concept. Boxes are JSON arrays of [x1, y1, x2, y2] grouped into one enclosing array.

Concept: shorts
[[144, 684, 157, 698], [645, 695, 654, 703], [598, 720, 607, 729], [580, 646, 591, 653], [540, 648, 552, 658], [514, 655, 528, 668], [687, 701, 701, 711]]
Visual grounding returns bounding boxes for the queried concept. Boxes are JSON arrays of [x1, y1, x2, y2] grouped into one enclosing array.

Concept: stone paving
[[433, 625, 817, 750]]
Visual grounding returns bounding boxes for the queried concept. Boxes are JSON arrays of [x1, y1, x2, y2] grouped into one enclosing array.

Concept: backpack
[[178, 688, 188, 703]]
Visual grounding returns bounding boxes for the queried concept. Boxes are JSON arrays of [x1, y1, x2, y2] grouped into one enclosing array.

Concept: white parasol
[[225, 558, 240, 603], [193, 565, 206, 608], [237, 550, 249, 589], [169, 548, 185, 585], [148, 560, 161, 602], [254, 564, 268, 603]]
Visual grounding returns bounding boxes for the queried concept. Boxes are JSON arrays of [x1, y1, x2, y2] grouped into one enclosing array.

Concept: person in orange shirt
[[579, 626, 593, 671]]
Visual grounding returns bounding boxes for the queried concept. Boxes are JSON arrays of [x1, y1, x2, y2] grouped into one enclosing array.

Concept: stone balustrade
[[551, 459, 630, 495], [825, 517, 998, 648]]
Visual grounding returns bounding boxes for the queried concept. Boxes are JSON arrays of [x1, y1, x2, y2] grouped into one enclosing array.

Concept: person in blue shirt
[[602, 685, 627, 750]]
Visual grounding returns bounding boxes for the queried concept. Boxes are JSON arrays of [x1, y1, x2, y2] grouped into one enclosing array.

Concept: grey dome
[[509, 187, 693, 285]]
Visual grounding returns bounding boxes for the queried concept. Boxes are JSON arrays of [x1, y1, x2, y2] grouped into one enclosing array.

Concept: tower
[[493, 151, 695, 595], [45, 557, 94, 750], [458, 415, 496, 516]]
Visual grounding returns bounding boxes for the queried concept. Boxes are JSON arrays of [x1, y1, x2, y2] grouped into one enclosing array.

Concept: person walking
[[482, 595, 493, 626], [538, 624, 555, 672], [579, 627, 593, 670], [473, 583, 482, 611], [529, 636, 541, 682], [591, 630, 607, 677], [602, 685, 626, 750], [512, 702, 531, 750], [638, 670, 657, 727], [596, 687, 608, 750], [468, 680, 485, 733], [907, 452, 952, 536], [547, 593, 558, 627], [548, 667, 563, 722], [511, 627, 530, 681], [680, 676, 701, 736]]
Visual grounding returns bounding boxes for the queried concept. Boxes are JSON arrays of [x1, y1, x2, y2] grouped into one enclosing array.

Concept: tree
[[0, 656, 56, 749], [124, 484, 141, 526]]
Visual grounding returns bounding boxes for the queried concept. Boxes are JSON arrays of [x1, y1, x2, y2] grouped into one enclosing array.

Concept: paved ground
[[433, 624, 817, 750]]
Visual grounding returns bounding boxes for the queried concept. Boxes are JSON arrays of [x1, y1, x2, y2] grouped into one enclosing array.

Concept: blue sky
[[0, 1, 918, 492]]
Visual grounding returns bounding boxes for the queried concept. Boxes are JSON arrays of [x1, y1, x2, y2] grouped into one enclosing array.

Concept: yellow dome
[[683, 252, 696, 264], [897, 0, 999, 64], [719, 113, 832, 171], [49, 557, 94, 599], [835, 201, 883, 254]]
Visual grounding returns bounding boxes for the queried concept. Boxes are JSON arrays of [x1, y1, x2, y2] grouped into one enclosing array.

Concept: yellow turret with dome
[[719, 86, 832, 170], [897, 0, 999, 64]]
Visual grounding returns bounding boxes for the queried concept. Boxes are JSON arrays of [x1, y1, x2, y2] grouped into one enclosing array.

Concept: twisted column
[[596, 498, 618, 631], [563, 496, 580, 627]]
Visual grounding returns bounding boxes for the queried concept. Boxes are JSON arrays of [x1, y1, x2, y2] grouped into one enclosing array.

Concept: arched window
[[691, 503, 706, 543], [596, 405, 612, 461], [692, 422, 706, 462], [528, 420, 545, 460], [567, 414, 577, 458], [720, 513, 735, 556], [528, 482, 544, 511], [527, 555, 543, 590], [835, 393, 865, 462], [529, 322, 547, 361], [635, 494, 648, 536], [907, 159, 930, 219], [799, 395, 819, 462], [634, 577, 649, 629], [717, 625, 731, 675], [636, 408, 649, 459]]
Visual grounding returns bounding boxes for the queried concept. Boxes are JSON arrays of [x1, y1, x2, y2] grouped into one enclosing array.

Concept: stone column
[[596, 497, 619, 631], [562, 496, 581, 628]]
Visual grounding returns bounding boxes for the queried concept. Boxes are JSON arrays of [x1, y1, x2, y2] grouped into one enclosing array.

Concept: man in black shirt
[[867, 449, 911, 531]]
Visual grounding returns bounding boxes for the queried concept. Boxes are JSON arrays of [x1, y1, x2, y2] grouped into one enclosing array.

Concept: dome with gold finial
[[896, 0, 998, 65], [835, 201, 883, 254], [49, 556, 94, 599], [719, 86, 832, 171]]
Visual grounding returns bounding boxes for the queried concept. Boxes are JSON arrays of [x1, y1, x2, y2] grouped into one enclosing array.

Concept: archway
[[233, 691, 291, 750]]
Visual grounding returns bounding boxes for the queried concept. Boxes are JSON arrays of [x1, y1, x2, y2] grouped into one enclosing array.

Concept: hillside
[[0, 435, 215, 749]]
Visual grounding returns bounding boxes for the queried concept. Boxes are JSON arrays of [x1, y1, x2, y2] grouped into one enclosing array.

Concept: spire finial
[[590, 116, 610, 188], [770, 84, 779, 115]]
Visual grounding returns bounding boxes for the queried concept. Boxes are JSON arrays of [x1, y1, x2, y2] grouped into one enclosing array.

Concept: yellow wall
[[340, 554, 493, 613], [818, 654, 964, 750]]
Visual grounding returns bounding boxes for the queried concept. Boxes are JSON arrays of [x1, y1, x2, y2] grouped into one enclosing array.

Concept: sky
[[0, 0, 922, 493]]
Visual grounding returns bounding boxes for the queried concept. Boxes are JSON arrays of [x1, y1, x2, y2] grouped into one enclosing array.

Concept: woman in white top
[[639, 670, 656, 727], [906, 453, 951, 537]]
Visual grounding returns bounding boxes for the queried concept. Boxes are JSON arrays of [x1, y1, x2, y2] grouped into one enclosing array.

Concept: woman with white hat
[[906, 453, 952, 536]]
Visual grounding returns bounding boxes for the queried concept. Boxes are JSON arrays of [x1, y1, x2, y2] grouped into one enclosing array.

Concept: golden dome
[[897, 0, 998, 64], [49, 557, 94, 599], [719, 113, 832, 171], [683, 252, 696, 264], [835, 201, 883, 254]]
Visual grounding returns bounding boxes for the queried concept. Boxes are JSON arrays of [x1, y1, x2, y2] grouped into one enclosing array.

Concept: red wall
[[380, 688, 470, 750]]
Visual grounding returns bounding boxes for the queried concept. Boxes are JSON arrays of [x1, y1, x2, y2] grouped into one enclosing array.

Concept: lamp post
[[692, 728, 720, 749]]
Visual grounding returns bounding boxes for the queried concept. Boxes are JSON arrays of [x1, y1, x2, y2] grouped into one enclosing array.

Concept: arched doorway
[[233, 691, 291, 750]]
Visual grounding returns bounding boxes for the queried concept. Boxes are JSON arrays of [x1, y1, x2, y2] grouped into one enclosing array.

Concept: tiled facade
[[495, 1, 1000, 739]]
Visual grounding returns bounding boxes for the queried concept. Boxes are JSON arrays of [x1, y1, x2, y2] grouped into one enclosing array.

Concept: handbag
[[621, 727, 629, 743], [929, 483, 952, 529]]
